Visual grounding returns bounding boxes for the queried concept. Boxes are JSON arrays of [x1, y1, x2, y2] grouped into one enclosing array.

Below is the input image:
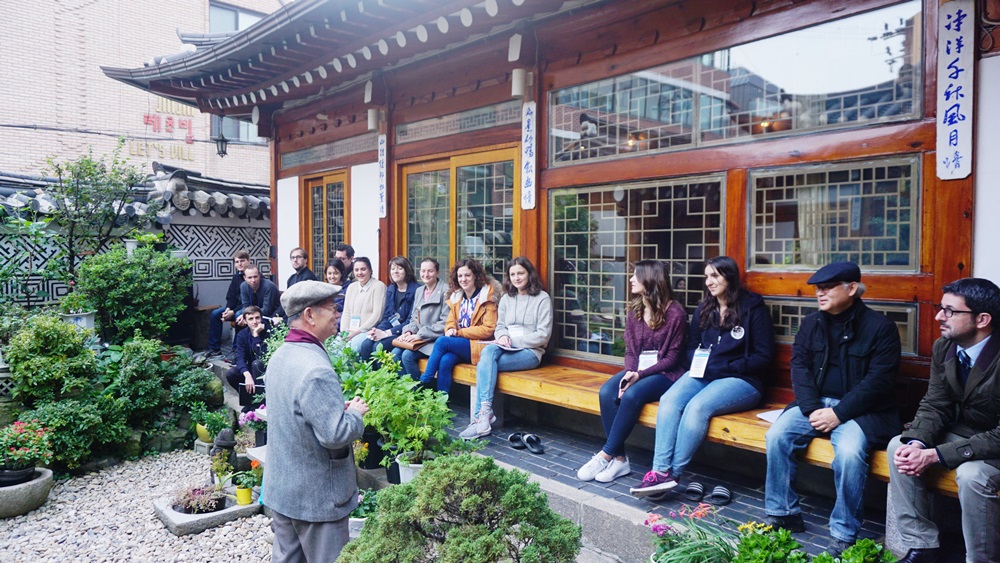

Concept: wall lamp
[[511, 68, 533, 99], [212, 133, 229, 157], [367, 108, 385, 132]]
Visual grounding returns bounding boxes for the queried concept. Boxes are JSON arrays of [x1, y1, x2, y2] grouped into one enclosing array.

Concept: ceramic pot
[[0, 466, 36, 487], [195, 423, 212, 443], [235, 487, 253, 505], [59, 311, 96, 331], [396, 452, 434, 484], [0, 468, 54, 518], [349, 517, 366, 539]]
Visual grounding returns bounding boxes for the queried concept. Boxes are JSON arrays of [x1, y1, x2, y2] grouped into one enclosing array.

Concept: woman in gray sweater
[[459, 257, 552, 439], [394, 258, 449, 380]]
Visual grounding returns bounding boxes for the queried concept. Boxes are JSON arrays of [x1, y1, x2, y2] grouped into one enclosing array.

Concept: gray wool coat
[[400, 279, 450, 355], [262, 340, 364, 522]]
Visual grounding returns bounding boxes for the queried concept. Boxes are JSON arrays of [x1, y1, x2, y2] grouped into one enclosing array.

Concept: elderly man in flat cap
[[764, 262, 901, 557], [264, 281, 369, 563]]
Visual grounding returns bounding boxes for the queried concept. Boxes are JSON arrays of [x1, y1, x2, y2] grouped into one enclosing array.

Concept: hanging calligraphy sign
[[520, 101, 537, 210], [936, 0, 973, 180], [377, 134, 387, 218]]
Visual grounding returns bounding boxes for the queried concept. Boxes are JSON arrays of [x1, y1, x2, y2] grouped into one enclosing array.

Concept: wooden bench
[[440, 362, 959, 497]]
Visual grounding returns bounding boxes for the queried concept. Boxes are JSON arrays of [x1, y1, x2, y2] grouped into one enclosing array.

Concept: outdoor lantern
[[213, 133, 229, 157]]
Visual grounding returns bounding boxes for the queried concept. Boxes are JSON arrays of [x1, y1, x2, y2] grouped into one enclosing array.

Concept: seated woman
[[325, 260, 350, 307], [577, 260, 687, 483], [459, 257, 552, 439], [396, 258, 449, 380], [630, 256, 775, 496], [340, 257, 387, 351], [418, 258, 497, 393], [358, 256, 417, 361]]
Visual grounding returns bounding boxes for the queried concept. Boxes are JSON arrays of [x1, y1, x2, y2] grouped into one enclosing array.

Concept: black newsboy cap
[[807, 261, 861, 285]]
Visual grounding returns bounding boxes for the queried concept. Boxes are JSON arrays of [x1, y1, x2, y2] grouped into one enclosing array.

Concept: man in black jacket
[[208, 249, 250, 358], [764, 262, 901, 557], [286, 247, 317, 288], [888, 278, 1000, 563]]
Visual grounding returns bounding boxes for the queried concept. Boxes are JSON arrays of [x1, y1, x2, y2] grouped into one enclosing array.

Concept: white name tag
[[690, 347, 711, 379], [638, 350, 657, 372], [390, 314, 401, 327], [349, 316, 361, 330], [508, 325, 525, 339]]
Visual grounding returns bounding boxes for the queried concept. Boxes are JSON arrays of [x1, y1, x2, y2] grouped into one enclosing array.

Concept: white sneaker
[[458, 422, 482, 440], [577, 453, 611, 481], [595, 457, 631, 483]]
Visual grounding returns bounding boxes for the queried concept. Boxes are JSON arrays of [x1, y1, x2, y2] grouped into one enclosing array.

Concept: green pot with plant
[[0, 420, 53, 487]]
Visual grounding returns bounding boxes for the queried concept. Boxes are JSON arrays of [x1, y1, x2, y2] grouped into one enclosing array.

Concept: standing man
[[265, 281, 369, 562], [287, 247, 317, 288], [334, 243, 355, 280], [207, 250, 250, 358], [764, 262, 901, 557], [888, 278, 1000, 563], [237, 266, 279, 326]]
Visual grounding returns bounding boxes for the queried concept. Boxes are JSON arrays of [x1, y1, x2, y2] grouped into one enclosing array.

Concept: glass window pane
[[310, 185, 325, 276], [456, 161, 514, 278], [550, 178, 723, 359], [750, 156, 919, 271], [766, 297, 917, 354], [407, 170, 451, 270], [549, 1, 921, 165], [324, 181, 345, 275], [209, 5, 237, 33]]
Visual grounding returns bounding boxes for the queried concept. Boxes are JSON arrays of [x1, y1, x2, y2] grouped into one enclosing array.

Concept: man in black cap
[[764, 261, 901, 557], [887, 278, 1000, 563]]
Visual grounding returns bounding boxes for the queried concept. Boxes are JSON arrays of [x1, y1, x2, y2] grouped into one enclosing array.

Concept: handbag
[[391, 337, 428, 351]]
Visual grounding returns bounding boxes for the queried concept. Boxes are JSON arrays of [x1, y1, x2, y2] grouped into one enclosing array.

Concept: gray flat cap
[[280, 280, 339, 318]]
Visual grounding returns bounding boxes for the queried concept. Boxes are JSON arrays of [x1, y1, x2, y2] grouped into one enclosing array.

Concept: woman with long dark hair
[[630, 256, 775, 496], [418, 258, 498, 393], [358, 255, 418, 361], [459, 257, 552, 439], [577, 260, 687, 483]]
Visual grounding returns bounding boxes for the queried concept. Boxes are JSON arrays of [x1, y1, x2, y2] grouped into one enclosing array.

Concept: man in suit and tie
[[888, 278, 1000, 563]]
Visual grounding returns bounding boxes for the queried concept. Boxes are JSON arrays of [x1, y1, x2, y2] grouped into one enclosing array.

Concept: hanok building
[[104, 0, 1000, 411]]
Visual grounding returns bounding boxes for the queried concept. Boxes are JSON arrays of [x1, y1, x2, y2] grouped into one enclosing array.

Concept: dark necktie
[[957, 349, 972, 386]]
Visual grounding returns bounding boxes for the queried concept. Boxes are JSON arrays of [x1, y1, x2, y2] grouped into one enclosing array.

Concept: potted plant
[[339, 454, 582, 562], [58, 291, 96, 331], [0, 420, 53, 486], [230, 459, 262, 505], [238, 404, 267, 447], [170, 484, 228, 514], [191, 403, 230, 443], [124, 230, 166, 255], [348, 487, 379, 538]]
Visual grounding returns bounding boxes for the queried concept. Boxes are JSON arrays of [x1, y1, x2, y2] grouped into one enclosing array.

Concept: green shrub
[[104, 334, 165, 425], [75, 245, 192, 343], [0, 301, 30, 350], [6, 313, 97, 405], [168, 367, 218, 409], [20, 395, 129, 470], [339, 454, 582, 563]]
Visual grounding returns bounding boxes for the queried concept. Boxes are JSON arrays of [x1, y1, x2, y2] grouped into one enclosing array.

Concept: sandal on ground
[[523, 433, 545, 454], [684, 481, 705, 502], [707, 485, 732, 506], [508, 432, 527, 449]]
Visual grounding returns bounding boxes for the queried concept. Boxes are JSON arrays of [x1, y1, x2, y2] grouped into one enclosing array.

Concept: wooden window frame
[[300, 170, 351, 275]]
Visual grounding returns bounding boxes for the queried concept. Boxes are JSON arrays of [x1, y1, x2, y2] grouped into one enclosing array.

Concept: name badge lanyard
[[637, 318, 657, 372], [690, 336, 720, 379], [507, 295, 528, 340]]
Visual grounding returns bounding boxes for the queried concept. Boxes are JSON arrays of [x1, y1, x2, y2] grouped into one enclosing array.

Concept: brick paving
[[449, 402, 967, 562]]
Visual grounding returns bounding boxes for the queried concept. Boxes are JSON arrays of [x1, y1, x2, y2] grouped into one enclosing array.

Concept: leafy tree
[[340, 454, 582, 563], [44, 139, 153, 281]]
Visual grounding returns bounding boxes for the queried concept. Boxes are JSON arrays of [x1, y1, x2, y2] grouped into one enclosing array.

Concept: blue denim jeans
[[765, 398, 870, 542], [208, 306, 227, 351], [473, 345, 540, 416], [398, 348, 425, 381], [652, 373, 761, 477], [597, 370, 674, 458], [419, 336, 471, 393]]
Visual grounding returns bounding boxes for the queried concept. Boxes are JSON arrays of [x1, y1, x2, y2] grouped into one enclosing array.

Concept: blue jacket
[[224, 271, 245, 310], [238, 278, 280, 318], [233, 326, 268, 376], [376, 282, 417, 337], [687, 291, 776, 393]]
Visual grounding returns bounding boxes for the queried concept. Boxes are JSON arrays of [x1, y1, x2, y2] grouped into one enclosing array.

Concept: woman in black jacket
[[630, 256, 776, 496]]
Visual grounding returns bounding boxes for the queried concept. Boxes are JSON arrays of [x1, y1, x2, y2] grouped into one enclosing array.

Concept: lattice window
[[550, 177, 724, 359], [766, 297, 917, 355], [406, 169, 451, 270], [549, 1, 921, 166], [308, 179, 344, 277], [750, 156, 919, 271], [456, 162, 514, 278]]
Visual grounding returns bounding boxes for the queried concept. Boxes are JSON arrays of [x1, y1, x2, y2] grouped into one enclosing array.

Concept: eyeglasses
[[814, 282, 848, 293], [290, 255, 306, 259], [933, 304, 976, 318]]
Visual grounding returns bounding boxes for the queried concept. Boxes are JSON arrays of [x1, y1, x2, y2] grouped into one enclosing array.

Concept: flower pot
[[254, 428, 267, 447], [124, 238, 140, 256], [0, 468, 54, 518], [349, 517, 367, 539], [59, 311, 96, 331], [170, 249, 190, 259], [396, 453, 430, 484], [235, 486, 253, 505], [357, 427, 385, 470], [195, 423, 212, 443], [0, 466, 36, 487], [160, 352, 176, 362]]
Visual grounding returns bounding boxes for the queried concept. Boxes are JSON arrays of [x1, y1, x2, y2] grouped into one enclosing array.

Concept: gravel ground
[[0, 450, 272, 562]]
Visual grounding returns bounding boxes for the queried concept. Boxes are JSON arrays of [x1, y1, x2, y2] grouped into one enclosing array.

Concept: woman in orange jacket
[[418, 258, 498, 393]]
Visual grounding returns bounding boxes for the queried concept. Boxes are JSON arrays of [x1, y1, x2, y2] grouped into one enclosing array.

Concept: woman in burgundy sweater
[[577, 260, 687, 483]]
